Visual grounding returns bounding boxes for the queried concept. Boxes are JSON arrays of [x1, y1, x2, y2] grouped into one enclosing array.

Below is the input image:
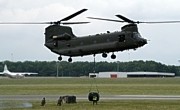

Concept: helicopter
[[44, 9, 180, 62], [44, 9, 148, 62], [1, 8, 180, 62]]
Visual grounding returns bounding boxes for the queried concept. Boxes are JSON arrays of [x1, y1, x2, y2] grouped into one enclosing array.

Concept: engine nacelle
[[121, 24, 138, 32]]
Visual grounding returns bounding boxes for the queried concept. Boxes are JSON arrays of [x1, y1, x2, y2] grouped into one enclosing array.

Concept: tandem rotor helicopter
[[1, 8, 180, 62]]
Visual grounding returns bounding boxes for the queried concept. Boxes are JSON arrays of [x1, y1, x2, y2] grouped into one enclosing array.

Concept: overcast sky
[[0, 0, 180, 65]]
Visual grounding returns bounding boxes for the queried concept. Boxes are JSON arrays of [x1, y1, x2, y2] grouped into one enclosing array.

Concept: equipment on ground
[[88, 92, 100, 102], [62, 95, 76, 104]]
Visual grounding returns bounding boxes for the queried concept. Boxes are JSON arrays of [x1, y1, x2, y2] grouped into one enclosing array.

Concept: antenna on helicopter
[[0, 9, 89, 25]]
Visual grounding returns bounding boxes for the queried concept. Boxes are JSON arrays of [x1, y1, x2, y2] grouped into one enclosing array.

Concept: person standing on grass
[[57, 96, 63, 106], [41, 97, 46, 106]]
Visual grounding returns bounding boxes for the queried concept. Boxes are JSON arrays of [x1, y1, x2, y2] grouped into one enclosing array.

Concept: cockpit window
[[133, 32, 142, 38]]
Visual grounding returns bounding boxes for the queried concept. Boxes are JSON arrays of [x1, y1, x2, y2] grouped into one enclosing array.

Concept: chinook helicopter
[[1, 9, 180, 62], [45, 9, 148, 62], [45, 9, 180, 62]]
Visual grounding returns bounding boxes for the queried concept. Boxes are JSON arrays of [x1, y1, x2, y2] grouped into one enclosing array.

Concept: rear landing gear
[[102, 53, 116, 59], [111, 53, 116, 59], [58, 56, 72, 62], [102, 53, 107, 58]]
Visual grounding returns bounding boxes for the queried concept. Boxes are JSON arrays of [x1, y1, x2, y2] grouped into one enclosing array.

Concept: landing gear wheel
[[68, 57, 72, 62], [58, 56, 62, 61], [111, 54, 116, 59], [102, 53, 107, 58]]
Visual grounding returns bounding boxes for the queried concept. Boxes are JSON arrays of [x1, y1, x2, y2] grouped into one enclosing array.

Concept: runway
[[1, 95, 180, 101]]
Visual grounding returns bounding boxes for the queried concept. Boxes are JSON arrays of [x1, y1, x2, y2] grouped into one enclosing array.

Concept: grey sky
[[0, 0, 180, 65]]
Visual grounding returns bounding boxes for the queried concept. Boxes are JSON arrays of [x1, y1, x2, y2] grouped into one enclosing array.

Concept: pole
[[93, 54, 96, 73], [11, 53, 14, 62]]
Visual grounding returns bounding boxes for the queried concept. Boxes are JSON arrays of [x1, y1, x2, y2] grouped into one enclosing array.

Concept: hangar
[[89, 72, 175, 78]]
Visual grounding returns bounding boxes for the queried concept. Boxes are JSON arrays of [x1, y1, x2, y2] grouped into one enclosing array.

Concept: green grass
[[2, 100, 180, 110], [0, 77, 180, 95], [1, 77, 180, 110]]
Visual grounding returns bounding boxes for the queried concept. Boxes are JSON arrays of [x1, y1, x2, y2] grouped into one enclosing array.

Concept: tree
[[0, 60, 179, 76]]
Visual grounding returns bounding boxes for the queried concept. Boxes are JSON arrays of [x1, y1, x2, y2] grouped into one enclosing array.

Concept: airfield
[[1, 77, 180, 110]]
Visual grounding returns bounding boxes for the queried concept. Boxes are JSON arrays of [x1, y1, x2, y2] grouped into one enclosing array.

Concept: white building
[[89, 72, 127, 78], [98, 72, 127, 78], [89, 72, 175, 78], [89, 73, 99, 78], [127, 72, 175, 77]]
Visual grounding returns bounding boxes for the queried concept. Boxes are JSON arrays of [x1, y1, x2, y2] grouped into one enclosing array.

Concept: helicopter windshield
[[133, 32, 142, 38]]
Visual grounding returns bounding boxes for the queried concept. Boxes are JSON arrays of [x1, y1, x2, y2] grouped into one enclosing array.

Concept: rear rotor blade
[[87, 17, 124, 22], [0, 21, 90, 25], [116, 15, 135, 23], [60, 9, 88, 22], [0, 9, 88, 25], [0, 22, 52, 24]]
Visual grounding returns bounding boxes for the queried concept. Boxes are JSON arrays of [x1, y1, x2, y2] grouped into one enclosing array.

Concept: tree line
[[0, 60, 180, 76]]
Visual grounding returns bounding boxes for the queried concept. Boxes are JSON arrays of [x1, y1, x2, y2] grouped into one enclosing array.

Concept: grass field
[[0, 77, 180, 95], [0, 77, 180, 110], [1, 100, 179, 110], [1, 100, 180, 110]]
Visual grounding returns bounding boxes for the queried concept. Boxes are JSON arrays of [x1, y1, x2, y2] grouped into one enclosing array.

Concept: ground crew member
[[57, 96, 63, 106], [41, 97, 46, 106]]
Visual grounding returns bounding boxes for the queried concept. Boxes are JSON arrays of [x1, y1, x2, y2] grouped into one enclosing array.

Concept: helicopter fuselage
[[45, 24, 147, 61]]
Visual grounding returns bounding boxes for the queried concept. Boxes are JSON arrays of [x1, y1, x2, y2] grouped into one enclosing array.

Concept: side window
[[118, 35, 125, 42]]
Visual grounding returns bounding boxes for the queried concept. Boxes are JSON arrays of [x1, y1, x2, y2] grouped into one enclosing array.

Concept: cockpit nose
[[138, 38, 147, 46], [143, 38, 147, 44]]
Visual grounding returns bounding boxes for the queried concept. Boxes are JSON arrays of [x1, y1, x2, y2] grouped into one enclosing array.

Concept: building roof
[[127, 72, 175, 76]]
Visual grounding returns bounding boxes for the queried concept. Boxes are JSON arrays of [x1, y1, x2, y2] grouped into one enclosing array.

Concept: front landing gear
[[68, 57, 72, 62], [111, 53, 116, 59]]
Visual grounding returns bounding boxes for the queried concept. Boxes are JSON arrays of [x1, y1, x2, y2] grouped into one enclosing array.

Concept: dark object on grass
[[63, 96, 76, 103], [41, 97, 46, 106], [88, 92, 100, 105], [57, 96, 63, 106]]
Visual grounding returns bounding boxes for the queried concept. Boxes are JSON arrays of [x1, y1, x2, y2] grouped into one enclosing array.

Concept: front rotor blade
[[139, 21, 180, 24], [87, 17, 124, 22], [60, 9, 88, 22], [116, 15, 135, 23], [116, 15, 180, 24]]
